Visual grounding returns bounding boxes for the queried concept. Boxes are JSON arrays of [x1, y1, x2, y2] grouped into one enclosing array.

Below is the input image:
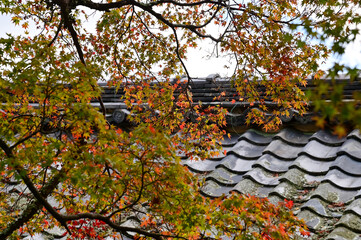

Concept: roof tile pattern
[[182, 128, 361, 240], [100, 77, 361, 125]]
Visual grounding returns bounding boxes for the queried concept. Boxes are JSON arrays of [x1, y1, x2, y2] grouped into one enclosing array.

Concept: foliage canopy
[[0, 0, 360, 239]]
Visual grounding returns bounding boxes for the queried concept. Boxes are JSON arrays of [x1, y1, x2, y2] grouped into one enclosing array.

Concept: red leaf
[[149, 124, 156, 134]]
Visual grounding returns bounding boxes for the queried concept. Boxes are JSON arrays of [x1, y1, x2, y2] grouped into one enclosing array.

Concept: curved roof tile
[[326, 226, 361, 240], [228, 140, 267, 159], [263, 139, 303, 159], [238, 130, 273, 145], [300, 140, 340, 160], [323, 169, 361, 190], [243, 167, 281, 186], [330, 155, 361, 176], [274, 128, 311, 146], [310, 130, 346, 146], [253, 154, 294, 173], [205, 167, 244, 186], [291, 155, 333, 174], [338, 138, 361, 160], [218, 154, 256, 173]]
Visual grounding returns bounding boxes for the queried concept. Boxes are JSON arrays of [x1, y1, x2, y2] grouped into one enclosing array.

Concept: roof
[[98, 75, 361, 239], [99, 75, 361, 127], [12, 75, 360, 239], [181, 128, 361, 240]]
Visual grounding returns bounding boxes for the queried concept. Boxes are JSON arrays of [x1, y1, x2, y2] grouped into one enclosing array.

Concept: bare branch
[[48, 20, 63, 47]]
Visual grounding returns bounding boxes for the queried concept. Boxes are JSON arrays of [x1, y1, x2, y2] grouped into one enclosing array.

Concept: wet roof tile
[[228, 140, 267, 159], [232, 179, 274, 197], [253, 154, 293, 172], [309, 130, 346, 146], [338, 138, 361, 160], [274, 128, 311, 145], [323, 169, 361, 189], [291, 155, 333, 174], [331, 155, 361, 176], [186, 128, 361, 239], [238, 130, 273, 145], [218, 154, 256, 173], [205, 167, 244, 186], [263, 139, 304, 159], [300, 140, 340, 160], [183, 159, 221, 173]]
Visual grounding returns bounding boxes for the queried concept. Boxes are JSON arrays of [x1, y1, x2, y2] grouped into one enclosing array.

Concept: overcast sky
[[1, 13, 361, 78]]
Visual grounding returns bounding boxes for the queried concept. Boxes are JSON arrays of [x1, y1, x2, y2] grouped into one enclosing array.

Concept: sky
[[1, 12, 361, 78]]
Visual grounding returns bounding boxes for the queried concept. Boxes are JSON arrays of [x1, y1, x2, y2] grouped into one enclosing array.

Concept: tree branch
[[0, 138, 12, 157], [14, 166, 71, 234], [0, 169, 66, 238]]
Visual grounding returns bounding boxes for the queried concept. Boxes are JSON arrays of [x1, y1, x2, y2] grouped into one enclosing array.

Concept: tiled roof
[[99, 75, 361, 126], [181, 128, 361, 240], [96, 75, 361, 238], [98, 75, 361, 238], [99, 74, 361, 104]]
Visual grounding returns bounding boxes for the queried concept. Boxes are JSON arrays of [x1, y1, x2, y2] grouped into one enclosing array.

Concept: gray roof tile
[[331, 155, 361, 176], [356, 190, 361, 199], [183, 159, 221, 173], [326, 226, 361, 240], [282, 168, 324, 189], [301, 198, 330, 217], [323, 169, 361, 189], [220, 133, 239, 146], [232, 179, 274, 197], [310, 130, 346, 146], [238, 130, 273, 145], [263, 139, 303, 159], [243, 167, 281, 186], [205, 167, 244, 186], [208, 147, 232, 160], [347, 129, 361, 141], [200, 179, 233, 197], [187, 128, 361, 239], [297, 209, 325, 230], [269, 181, 302, 200], [300, 140, 340, 160], [274, 128, 311, 145], [218, 154, 256, 173], [253, 154, 293, 172], [292, 155, 333, 174], [336, 213, 361, 233], [339, 138, 361, 160], [310, 183, 357, 204], [345, 198, 361, 216], [228, 140, 267, 159]]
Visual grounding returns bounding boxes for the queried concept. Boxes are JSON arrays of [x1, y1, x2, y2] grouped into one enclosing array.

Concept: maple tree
[[0, 0, 360, 239]]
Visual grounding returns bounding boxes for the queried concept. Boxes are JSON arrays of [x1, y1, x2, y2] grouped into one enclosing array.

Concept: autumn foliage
[[0, 0, 360, 239]]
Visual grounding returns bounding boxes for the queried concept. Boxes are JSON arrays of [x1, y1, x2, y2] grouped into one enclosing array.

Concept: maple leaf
[[149, 124, 156, 134]]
